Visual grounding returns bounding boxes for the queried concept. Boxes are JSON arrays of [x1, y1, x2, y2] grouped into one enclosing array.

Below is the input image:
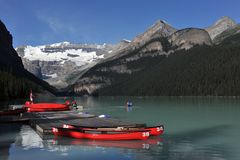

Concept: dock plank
[[21, 111, 145, 137]]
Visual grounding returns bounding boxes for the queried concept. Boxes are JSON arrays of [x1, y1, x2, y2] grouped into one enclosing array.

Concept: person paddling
[[64, 97, 78, 110], [126, 100, 132, 107], [72, 100, 78, 110], [126, 100, 133, 112]]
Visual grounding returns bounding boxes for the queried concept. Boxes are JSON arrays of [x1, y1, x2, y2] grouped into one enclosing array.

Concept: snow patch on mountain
[[49, 41, 70, 47], [122, 39, 131, 43], [42, 73, 58, 79], [23, 45, 104, 66]]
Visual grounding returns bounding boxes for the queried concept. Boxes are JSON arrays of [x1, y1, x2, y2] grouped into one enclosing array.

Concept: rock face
[[205, 16, 236, 40], [213, 24, 240, 44], [132, 20, 176, 44], [141, 41, 163, 53], [21, 58, 42, 78], [102, 20, 176, 63], [127, 20, 176, 52], [169, 28, 212, 50]]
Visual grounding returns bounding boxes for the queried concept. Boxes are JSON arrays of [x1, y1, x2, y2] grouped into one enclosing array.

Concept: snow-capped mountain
[[21, 42, 105, 66], [16, 42, 118, 88]]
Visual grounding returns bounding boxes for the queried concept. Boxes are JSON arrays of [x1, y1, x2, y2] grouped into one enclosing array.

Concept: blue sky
[[0, 0, 239, 47]]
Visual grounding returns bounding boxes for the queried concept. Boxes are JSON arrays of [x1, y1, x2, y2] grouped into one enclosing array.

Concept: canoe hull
[[52, 127, 149, 140], [63, 124, 164, 136], [24, 102, 70, 112], [146, 126, 164, 136]]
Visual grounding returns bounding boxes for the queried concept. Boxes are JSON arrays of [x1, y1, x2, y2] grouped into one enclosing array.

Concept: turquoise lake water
[[1, 97, 240, 160]]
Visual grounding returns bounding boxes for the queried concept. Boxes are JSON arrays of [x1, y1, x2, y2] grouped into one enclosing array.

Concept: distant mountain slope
[[16, 42, 124, 89], [99, 34, 240, 96], [10, 16, 240, 96], [101, 20, 176, 63], [69, 17, 240, 96], [70, 27, 212, 95], [0, 20, 57, 100]]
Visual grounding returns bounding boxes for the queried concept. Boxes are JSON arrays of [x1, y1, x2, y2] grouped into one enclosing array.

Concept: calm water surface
[[1, 97, 240, 160]]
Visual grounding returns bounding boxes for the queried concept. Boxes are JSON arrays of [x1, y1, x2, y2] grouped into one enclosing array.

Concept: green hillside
[[98, 33, 240, 96]]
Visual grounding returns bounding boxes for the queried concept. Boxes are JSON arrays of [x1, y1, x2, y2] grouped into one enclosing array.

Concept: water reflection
[[126, 106, 133, 112], [1, 96, 240, 160], [59, 125, 230, 160], [52, 137, 163, 150], [15, 125, 44, 150], [0, 123, 234, 160], [155, 125, 230, 160], [0, 124, 21, 160], [14, 125, 71, 155], [14, 125, 163, 150]]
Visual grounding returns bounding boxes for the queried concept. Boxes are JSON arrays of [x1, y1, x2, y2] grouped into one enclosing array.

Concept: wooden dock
[[17, 111, 145, 138], [0, 115, 29, 124]]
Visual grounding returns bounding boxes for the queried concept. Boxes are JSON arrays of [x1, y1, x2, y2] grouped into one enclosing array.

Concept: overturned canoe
[[52, 127, 150, 140], [63, 124, 164, 136]]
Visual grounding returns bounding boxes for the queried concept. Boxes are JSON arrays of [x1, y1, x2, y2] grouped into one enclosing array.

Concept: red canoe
[[63, 124, 164, 136], [24, 102, 70, 112], [145, 125, 164, 136], [52, 127, 150, 140]]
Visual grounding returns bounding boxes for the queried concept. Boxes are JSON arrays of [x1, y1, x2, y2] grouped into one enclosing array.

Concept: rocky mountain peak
[[132, 19, 176, 44], [169, 28, 212, 50], [206, 16, 236, 40], [215, 16, 235, 26]]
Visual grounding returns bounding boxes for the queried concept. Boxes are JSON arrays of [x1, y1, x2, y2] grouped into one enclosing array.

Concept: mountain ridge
[[68, 16, 240, 96], [14, 16, 240, 96]]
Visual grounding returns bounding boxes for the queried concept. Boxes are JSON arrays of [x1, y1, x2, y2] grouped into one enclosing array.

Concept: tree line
[[0, 68, 42, 100], [97, 33, 240, 96]]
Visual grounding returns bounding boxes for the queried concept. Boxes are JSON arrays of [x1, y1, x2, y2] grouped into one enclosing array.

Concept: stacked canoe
[[24, 101, 70, 112]]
